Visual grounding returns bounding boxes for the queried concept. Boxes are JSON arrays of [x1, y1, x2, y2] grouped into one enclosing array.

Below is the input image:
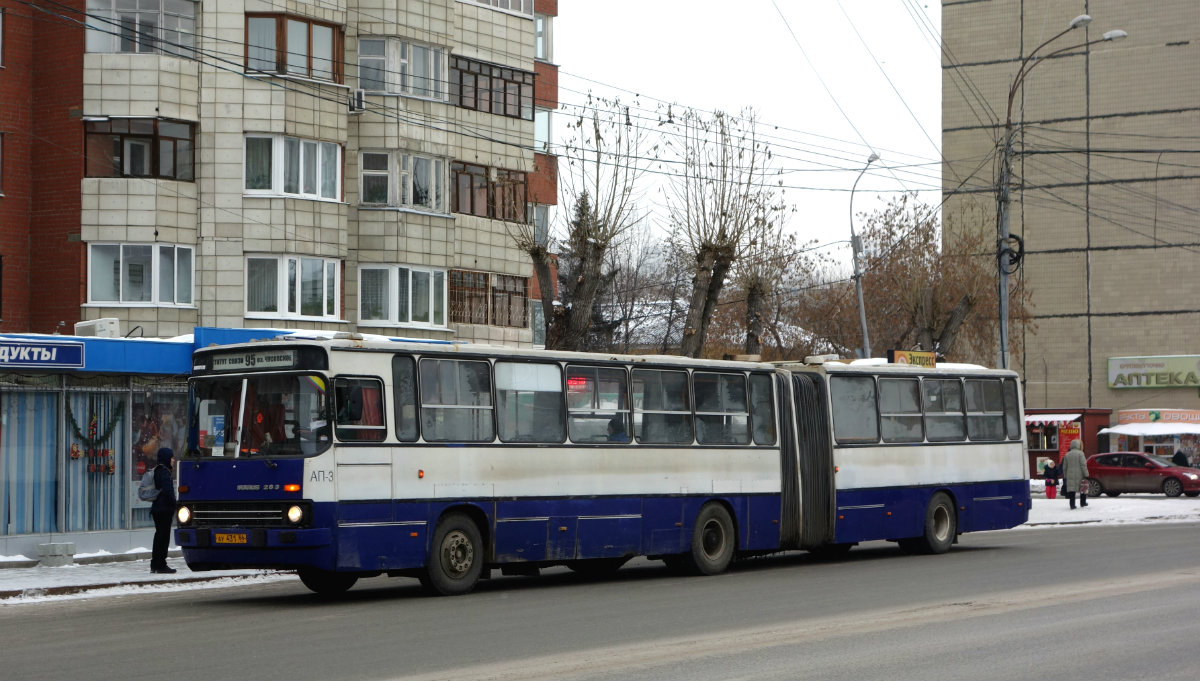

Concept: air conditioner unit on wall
[[74, 318, 121, 338], [348, 89, 366, 115]]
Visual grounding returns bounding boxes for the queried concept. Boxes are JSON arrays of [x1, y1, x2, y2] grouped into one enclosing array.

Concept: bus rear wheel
[[298, 568, 358, 595], [901, 492, 956, 555], [684, 502, 736, 575], [424, 513, 484, 596]]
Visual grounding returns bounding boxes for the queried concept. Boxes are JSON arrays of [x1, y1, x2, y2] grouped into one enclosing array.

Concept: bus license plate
[[215, 532, 247, 544]]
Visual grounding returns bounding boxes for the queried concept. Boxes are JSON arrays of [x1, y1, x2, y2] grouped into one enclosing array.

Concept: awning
[[1024, 413, 1081, 427], [1098, 423, 1200, 437]]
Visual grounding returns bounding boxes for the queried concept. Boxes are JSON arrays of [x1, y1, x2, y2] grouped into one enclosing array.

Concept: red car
[[1084, 452, 1200, 498]]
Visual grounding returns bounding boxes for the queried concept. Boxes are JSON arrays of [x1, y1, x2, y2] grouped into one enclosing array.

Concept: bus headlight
[[176, 505, 193, 526], [286, 505, 305, 525]]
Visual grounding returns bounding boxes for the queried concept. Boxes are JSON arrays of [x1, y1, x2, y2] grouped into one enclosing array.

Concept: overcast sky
[[552, 0, 946, 262]]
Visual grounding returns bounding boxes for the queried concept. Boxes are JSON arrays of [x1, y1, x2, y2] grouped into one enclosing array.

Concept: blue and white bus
[[175, 337, 1029, 595]]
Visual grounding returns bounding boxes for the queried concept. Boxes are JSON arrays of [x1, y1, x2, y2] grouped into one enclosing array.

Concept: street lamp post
[[850, 152, 879, 359], [996, 15, 1127, 369]]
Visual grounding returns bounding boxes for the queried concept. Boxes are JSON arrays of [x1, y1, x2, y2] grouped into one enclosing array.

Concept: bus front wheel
[[684, 502, 736, 575], [298, 568, 358, 595], [900, 492, 956, 555], [424, 513, 484, 596]]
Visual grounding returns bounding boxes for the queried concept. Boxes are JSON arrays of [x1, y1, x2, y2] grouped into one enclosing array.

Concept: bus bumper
[[175, 527, 333, 570]]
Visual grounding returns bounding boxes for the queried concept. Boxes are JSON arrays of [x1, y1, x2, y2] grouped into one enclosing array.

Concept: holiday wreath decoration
[[66, 400, 124, 475]]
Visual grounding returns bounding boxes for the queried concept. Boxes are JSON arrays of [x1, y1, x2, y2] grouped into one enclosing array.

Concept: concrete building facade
[[1, 0, 558, 346], [941, 0, 1200, 416]]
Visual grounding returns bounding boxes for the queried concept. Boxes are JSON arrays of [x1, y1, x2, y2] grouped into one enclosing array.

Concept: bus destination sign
[[210, 349, 297, 372], [888, 350, 936, 368]]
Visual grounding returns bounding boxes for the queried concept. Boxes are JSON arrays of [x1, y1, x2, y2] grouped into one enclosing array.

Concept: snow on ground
[[2, 481, 1197, 605]]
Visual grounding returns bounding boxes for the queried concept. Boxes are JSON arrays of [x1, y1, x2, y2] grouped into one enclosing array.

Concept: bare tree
[[784, 195, 1033, 365], [506, 95, 651, 351], [666, 108, 780, 358]]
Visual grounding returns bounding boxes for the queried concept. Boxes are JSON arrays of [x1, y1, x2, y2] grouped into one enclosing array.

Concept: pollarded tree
[[666, 108, 781, 358], [505, 95, 652, 351]]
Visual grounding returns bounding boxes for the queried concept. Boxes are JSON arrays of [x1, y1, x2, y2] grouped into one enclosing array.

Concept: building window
[[534, 108, 552, 152], [244, 134, 341, 201], [451, 162, 527, 222], [491, 274, 528, 328], [85, 118, 195, 180], [469, 0, 533, 16], [359, 265, 446, 327], [534, 13, 552, 61], [529, 204, 550, 245], [449, 270, 489, 325], [89, 243, 194, 305], [358, 151, 446, 212], [448, 270, 528, 328], [245, 14, 343, 83], [246, 255, 340, 319], [449, 55, 534, 121], [357, 38, 446, 99], [85, 0, 196, 55]]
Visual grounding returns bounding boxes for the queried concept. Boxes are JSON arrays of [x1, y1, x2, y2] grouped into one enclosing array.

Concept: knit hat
[[157, 447, 174, 466]]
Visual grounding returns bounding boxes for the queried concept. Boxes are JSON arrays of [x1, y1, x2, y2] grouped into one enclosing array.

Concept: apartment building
[[941, 0, 1200, 423], [0, 0, 557, 552], [0, 0, 558, 345]]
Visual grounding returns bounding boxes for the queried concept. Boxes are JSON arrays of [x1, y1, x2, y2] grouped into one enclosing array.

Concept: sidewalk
[[3, 484, 1198, 602], [0, 549, 291, 601]]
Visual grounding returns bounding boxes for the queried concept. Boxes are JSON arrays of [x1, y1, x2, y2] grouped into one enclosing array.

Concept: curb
[[0, 574, 244, 601]]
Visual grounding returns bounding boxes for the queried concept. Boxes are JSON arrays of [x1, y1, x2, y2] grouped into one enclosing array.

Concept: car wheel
[[1162, 478, 1184, 498], [1086, 478, 1103, 496]]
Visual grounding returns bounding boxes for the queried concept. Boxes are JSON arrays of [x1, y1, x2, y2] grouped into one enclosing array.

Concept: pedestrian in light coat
[[1060, 439, 1089, 509]]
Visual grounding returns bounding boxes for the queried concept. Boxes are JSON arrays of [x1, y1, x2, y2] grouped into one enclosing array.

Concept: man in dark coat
[[1172, 450, 1189, 467], [150, 447, 178, 573]]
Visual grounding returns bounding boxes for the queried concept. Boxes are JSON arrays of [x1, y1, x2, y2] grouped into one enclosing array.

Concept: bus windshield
[[189, 373, 331, 458]]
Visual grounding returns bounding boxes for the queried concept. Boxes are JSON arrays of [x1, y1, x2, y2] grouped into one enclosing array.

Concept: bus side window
[[335, 378, 386, 442], [830, 375, 879, 444], [632, 368, 692, 444], [749, 373, 776, 445], [419, 358, 495, 442], [694, 372, 749, 445], [392, 355, 419, 442]]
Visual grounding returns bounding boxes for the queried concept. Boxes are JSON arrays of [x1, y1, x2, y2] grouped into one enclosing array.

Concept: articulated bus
[[175, 336, 1029, 595]]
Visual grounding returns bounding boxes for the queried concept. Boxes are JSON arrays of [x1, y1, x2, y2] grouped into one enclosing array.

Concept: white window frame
[[244, 134, 342, 202], [467, 0, 534, 17], [87, 243, 195, 307], [245, 255, 340, 320], [534, 108, 552, 153], [534, 13, 553, 61], [358, 150, 447, 212], [358, 265, 447, 328], [358, 37, 447, 100], [84, 0, 196, 56]]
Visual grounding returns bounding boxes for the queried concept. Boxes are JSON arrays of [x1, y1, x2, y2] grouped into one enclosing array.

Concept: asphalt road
[[3, 522, 1199, 681]]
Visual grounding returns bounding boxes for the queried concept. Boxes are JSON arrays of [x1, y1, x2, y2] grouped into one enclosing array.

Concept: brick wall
[[0, 1, 33, 330], [28, 2, 85, 333]]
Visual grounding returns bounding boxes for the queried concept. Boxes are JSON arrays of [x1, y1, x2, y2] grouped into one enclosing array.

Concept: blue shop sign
[[0, 340, 85, 368]]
